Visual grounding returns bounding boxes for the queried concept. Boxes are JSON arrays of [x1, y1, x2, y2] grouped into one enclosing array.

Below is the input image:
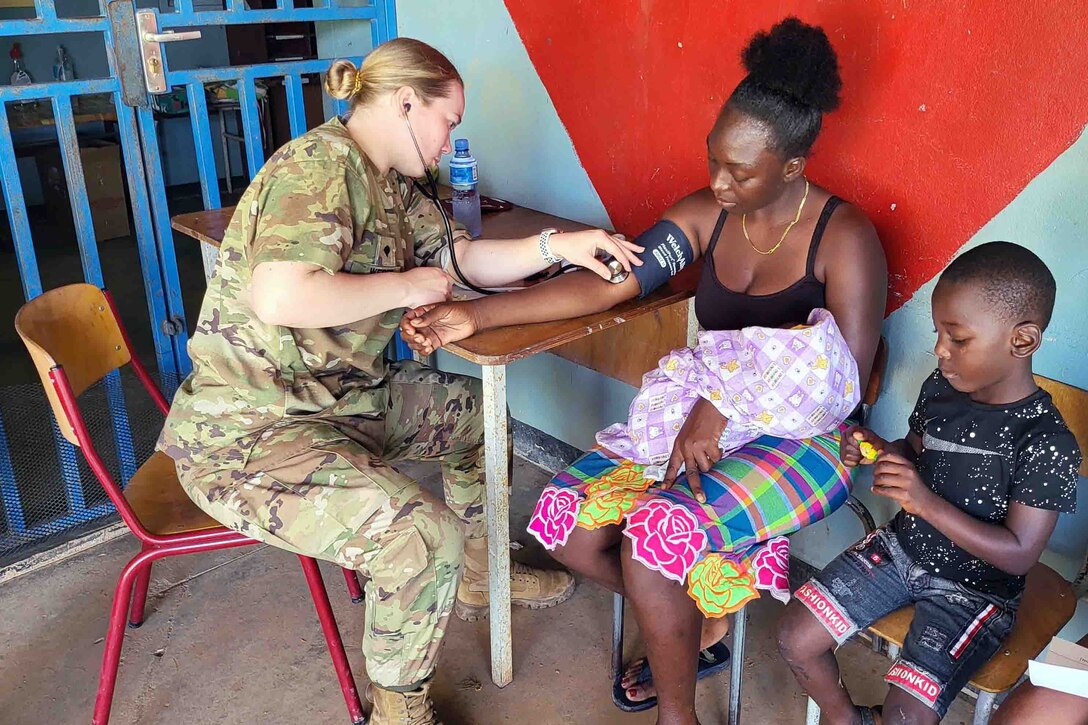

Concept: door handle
[[142, 30, 202, 43], [136, 10, 201, 94]]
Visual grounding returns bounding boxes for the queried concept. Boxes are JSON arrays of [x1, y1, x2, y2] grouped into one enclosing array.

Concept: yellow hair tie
[[351, 71, 364, 97]]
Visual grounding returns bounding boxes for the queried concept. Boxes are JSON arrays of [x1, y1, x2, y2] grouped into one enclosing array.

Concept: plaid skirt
[[527, 425, 851, 617]]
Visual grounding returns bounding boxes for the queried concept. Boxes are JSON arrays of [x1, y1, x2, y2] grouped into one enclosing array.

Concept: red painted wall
[[503, 1, 1088, 312]]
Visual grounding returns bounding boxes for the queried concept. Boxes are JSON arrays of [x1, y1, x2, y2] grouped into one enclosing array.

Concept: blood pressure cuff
[[630, 220, 695, 298]]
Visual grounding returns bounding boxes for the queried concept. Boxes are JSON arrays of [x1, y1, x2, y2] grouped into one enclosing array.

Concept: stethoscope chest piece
[[605, 256, 630, 284]]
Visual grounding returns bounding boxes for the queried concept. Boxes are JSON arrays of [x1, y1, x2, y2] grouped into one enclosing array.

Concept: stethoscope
[[402, 105, 630, 294], [402, 104, 498, 296]]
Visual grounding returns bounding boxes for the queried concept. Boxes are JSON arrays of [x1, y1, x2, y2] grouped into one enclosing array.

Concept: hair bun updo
[[326, 59, 365, 101], [742, 17, 841, 113], [323, 38, 462, 110], [724, 17, 842, 158]]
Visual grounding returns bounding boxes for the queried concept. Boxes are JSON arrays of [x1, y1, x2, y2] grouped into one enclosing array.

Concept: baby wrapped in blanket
[[597, 308, 860, 479]]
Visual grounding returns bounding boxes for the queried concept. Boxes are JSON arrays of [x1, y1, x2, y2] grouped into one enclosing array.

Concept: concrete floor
[[0, 457, 978, 725]]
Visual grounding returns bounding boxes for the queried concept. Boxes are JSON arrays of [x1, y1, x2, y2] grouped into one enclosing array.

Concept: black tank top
[[694, 196, 842, 331]]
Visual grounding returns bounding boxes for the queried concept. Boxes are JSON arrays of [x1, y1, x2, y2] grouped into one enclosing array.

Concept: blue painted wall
[[399, 0, 613, 230]]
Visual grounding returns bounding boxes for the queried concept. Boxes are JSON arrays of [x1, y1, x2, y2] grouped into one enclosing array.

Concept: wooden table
[[171, 206, 234, 248], [7, 94, 118, 130], [171, 202, 699, 687]]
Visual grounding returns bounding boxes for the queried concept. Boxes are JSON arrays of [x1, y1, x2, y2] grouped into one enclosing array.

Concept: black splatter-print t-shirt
[[893, 370, 1081, 599]]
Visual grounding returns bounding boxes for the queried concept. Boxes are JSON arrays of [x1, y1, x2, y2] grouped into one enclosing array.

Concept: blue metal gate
[[0, 0, 395, 560]]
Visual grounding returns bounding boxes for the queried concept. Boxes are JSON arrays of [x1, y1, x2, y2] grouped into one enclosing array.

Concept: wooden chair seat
[[867, 562, 1076, 693], [123, 451, 221, 536]]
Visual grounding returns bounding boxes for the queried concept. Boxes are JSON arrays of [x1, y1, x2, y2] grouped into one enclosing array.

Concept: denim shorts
[[795, 528, 1019, 717]]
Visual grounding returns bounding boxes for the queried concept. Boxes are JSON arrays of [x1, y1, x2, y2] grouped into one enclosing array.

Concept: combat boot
[[454, 536, 575, 621], [366, 681, 440, 725]]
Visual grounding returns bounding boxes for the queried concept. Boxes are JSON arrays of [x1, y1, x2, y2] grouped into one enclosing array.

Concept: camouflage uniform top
[[159, 118, 466, 469]]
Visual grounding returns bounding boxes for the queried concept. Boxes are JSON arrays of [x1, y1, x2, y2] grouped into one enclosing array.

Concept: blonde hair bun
[[323, 38, 461, 109], [325, 59, 362, 101]]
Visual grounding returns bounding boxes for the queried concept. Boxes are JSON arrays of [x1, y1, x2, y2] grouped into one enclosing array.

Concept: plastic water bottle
[[449, 138, 482, 239], [53, 45, 75, 82]]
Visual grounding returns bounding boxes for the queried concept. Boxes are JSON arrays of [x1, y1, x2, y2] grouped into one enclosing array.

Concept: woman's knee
[[617, 537, 666, 591], [548, 540, 575, 567], [550, 524, 622, 567], [776, 601, 833, 663]]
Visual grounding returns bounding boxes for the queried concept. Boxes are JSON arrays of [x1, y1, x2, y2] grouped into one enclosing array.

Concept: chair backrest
[[15, 284, 169, 539], [1036, 376, 1088, 477], [1035, 375, 1088, 596], [15, 284, 137, 446]]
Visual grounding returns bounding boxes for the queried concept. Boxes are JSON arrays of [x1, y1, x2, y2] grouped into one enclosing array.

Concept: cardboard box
[[36, 140, 131, 242], [1028, 636, 1088, 698]]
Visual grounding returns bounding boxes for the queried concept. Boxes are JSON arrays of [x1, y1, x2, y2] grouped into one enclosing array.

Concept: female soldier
[[158, 38, 642, 724], [401, 19, 888, 725]]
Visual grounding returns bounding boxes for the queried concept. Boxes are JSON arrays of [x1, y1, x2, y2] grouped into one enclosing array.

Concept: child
[[776, 241, 1082, 724]]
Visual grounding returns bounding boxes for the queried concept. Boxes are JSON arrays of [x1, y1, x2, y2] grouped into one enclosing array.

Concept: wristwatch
[[538, 228, 562, 265]]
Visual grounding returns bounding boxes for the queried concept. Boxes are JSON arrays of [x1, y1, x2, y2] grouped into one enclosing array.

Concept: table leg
[[482, 363, 512, 687], [200, 242, 218, 280]]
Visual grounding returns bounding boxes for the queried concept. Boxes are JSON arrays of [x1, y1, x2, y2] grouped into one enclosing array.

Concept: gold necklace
[[742, 179, 810, 256]]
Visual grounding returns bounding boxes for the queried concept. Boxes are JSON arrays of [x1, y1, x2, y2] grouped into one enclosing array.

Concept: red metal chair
[[15, 284, 367, 725]]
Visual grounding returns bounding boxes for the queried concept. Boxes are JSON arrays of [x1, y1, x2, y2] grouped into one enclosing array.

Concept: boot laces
[[403, 688, 437, 725], [511, 560, 539, 583]]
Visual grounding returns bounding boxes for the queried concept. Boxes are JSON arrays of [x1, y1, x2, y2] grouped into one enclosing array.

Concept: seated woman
[[400, 17, 887, 724]]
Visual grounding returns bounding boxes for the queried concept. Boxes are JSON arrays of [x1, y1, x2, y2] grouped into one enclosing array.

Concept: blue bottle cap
[[454, 138, 469, 153]]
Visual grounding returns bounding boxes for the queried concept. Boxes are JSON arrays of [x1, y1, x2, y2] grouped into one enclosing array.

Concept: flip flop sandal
[[611, 639, 731, 713]]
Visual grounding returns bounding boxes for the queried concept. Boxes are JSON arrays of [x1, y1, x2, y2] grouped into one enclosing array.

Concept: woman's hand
[[399, 301, 479, 354], [840, 426, 889, 467], [402, 267, 453, 309], [549, 229, 644, 281], [661, 398, 727, 503]]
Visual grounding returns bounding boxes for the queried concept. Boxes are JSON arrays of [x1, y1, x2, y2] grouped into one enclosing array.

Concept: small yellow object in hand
[[859, 441, 879, 461]]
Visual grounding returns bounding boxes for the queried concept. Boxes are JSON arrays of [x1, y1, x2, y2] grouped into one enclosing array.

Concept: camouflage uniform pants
[[175, 361, 485, 689]]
